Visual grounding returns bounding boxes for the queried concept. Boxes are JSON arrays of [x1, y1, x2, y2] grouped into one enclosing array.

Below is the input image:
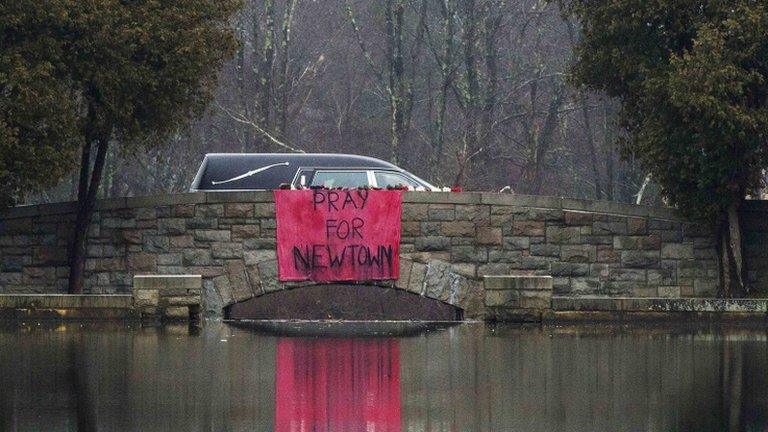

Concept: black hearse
[[190, 153, 439, 191]]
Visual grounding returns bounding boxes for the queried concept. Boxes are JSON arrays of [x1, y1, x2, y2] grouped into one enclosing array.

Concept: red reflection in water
[[275, 338, 401, 432]]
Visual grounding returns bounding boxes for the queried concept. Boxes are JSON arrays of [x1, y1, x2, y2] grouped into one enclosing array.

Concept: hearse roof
[[191, 153, 402, 191]]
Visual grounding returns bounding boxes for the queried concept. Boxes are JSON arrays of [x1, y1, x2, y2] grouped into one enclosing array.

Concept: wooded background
[[34, 0, 659, 205]]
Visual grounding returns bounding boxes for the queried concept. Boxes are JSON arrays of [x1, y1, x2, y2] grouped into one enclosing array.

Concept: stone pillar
[[133, 275, 202, 321]]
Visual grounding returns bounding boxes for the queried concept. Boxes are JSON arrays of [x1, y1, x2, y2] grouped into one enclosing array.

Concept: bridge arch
[[216, 258, 473, 321], [225, 283, 463, 321]]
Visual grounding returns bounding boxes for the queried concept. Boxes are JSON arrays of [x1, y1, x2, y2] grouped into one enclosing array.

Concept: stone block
[[484, 275, 553, 291], [143, 236, 170, 253], [661, 243, 694, 259], [162, 296, 201, 306], [127, 253, 156, 271], [613, 235, 661, 250], [420, 222, 442, 236], [476, 227, 502, 245], [133, 274, 201, 293], [213, 275, 234, 305], [169, 235, 195, 249], [225, 260, 254, 302], [582, 235, 613, 245], [261, 218, 277, 230], [257, 260, 281, 294], [520, 256, 552, 271], [485, 290, 518, 307], [658, 286, 681, 298], [157, 253, 182, 266], [551, 263, 589, 277], [488, 250, 522, 263], [173, 204, 195, 217], [682, 223, 714, 237], [524, 209, 564, 222], [564, 211, 592, 226], [441, 221, 475, 237], [402, 204, 429, 221], [119, 229, 143, 245], [33, 247, 68, 266], [183, 250, 212, 266], [509, 221, 545, 236], [609, 268, 646, 282], [596, 245, 620, 263], [621, 251, 660, 268], [415, 236, 451, 251], [423, 260, 469, 305], [102, 218, 136, 229], [244, 250, 276, 266], [571, 277, 600, 294], [593, 221, 626, 235], [450, 246, 487, 262], [134, 289, 160, 308], [212, 242, 244, 259], [253, 203, 275, 217], [451, 263, 476, 278], [395, 258, 413, 290], [518, 297, 551, 309], [503, 237, 530, 251], [530, 244, 559, 257], [164, 306, 189, 319], [225, 203, 254, 218], [694, 278, 718, 296], [401, 222, 420, 236], [157, 218, 186, 235], [231, 224, 260, 240], [627, 217, 648, 235], [194, 230, 230, 242], [186, 217, 217, 230], [561, 245, 596, 263], [428, 205, 455, 221], [545, 226, 580, 244], [407, 262, 427, 294], [195, 204, 224, 218], [1, 257, 25, 272], [455, 205, 490, 224], [243, 238, 276, 250], [647, 268, 675, 286]]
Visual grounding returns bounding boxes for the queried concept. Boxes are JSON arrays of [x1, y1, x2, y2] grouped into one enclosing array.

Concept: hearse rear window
[[374, 171, 419, 188], [311, 171, 369, 188]]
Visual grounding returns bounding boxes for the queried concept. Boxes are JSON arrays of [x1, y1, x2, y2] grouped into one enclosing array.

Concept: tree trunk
[[719, 200, 746, 297], [432, 0, 456, 173], [635, 173, 651, 205], [530, 83, 565, 195], [258, 0, 276, 147], [277, 0, 298, 138], [68, 137, 110, 294]]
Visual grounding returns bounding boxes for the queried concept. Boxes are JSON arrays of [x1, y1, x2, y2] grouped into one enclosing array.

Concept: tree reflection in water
[[275, 337, 400, 432]]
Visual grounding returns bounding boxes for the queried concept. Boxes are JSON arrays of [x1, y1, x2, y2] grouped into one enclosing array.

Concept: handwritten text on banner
[[274, 189, 402, 282]]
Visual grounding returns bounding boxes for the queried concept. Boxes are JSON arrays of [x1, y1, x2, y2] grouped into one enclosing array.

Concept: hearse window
[[374, 171, 419, 188], [311, 171, 369, 188]]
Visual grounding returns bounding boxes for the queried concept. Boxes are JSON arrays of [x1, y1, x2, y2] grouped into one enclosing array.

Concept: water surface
[[0, 321, 766, 431]]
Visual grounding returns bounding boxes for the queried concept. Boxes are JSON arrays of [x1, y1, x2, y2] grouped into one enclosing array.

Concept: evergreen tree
[[1, 0, 239, 293], [565, 0, 768, 296]]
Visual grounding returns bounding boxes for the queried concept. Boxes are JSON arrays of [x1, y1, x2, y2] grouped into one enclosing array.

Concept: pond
[[0, 321, 766, 432]]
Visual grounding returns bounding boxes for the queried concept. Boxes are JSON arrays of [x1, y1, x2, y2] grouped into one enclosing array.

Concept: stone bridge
[[1, 191, 759, 319]]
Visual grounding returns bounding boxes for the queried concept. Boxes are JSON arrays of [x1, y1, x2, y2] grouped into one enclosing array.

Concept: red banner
[[274, 189, 402, 282]]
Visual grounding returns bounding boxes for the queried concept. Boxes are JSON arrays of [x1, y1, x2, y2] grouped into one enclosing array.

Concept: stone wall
[[0, 192, 724, 318]]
